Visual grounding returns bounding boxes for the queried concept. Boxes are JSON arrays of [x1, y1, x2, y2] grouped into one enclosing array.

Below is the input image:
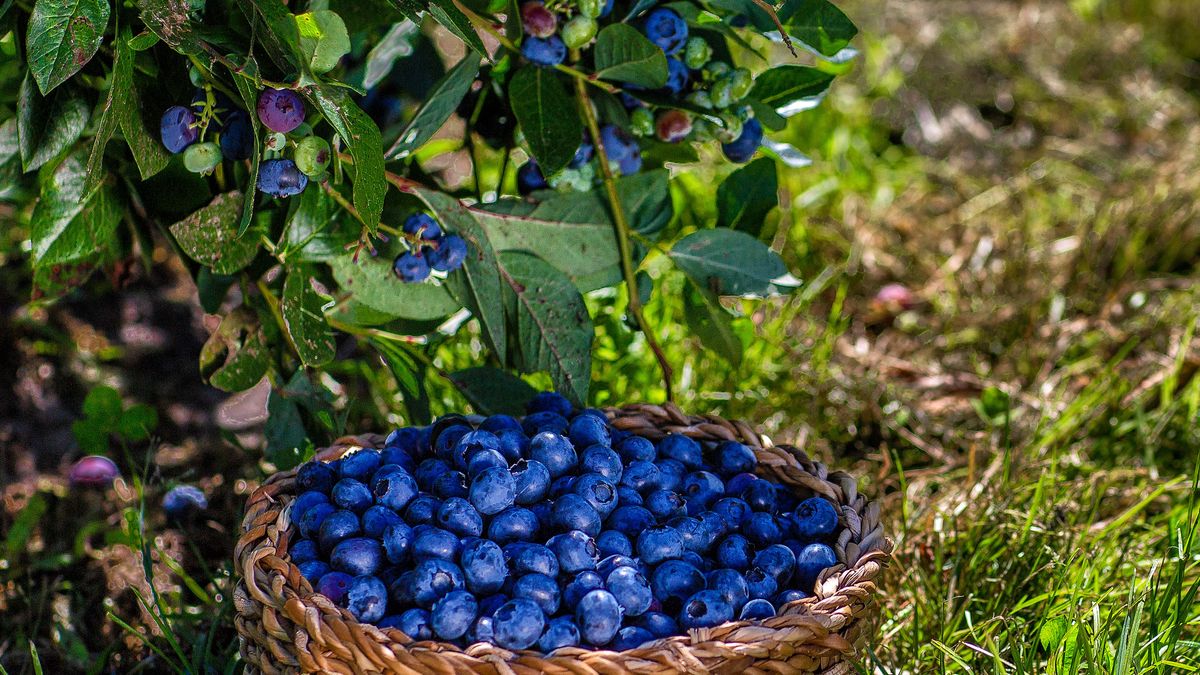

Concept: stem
[[321, 181, 402, 238], [326, 317, 427, 345], [336, 152, 423, 194], [196, 42, 295, 91], [570, 70, 675, 402]]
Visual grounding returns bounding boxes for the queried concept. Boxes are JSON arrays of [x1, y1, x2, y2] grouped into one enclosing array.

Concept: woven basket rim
[[234, 402, 894, 674]]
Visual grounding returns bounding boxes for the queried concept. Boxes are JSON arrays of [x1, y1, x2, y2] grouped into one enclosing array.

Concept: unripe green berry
[[704, 61, 731, 79], [265, 132, 288, 152], [690, 117, 717, 142], [183, 142, 223, 173], [729, 68, 753, 101], [578, 0, 603, 18], [188, 67, 205, 88], [294, 136, 332, 177], [684, 37, 712, 70], [562, 15, 598, 49], [291, 122, 314, 137], [685, 90, 713, 109], [715, 113, 743, 143], [630, 107, 655, 137], [710, 78, 735, 109]]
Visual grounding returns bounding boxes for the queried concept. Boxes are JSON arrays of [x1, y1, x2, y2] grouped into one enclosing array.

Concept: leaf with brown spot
[[169, 191, 261, 274], [27, 0, 110, 94], [282, 266, 337, 367]]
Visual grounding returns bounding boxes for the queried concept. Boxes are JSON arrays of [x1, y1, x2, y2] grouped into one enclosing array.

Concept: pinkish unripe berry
[[521, 2, 558, 38], [69, 455, 119, 488]]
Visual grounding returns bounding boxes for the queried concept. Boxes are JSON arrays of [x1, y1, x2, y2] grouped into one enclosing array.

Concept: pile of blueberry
[[160, 82, 332, 199], [285, 392, 841, 652], [514, 1, 766, 194], [391, 213, 469, 283]]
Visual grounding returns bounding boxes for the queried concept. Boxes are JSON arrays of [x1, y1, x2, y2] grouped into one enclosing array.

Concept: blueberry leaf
[[748, 65, 835, 116], [18, 74, 89, 172], [499, 251, 593, 406], [266, 387, 309, 469], [684, 283, 744, 366], [447, 367, 538, 416], [199, 308, 270, 392], [508, 66, 581, 175], [169, 191, 261, 274], [111, 28, 170, 183], [364, 20, 420, 90], [371, 338, 433, 425], [26, 0, 110, 94], [282, 266, 337, 367], [778, 0, 858, 59], [387, 55, 480, 159], [136, 0, 206, 57], [427, 0, 488, 54], [716, 157, 777, 236], [30, 148, 121, 277], [234, 0, 305, 71], [669, 229, 796, 297], [295, 10, 351, 75], [307, 84, 387, 230], [230, 64, 263, 236], [593, 24, 668, 89], [328, 253, 462, 320], [283, 186, 355, 262]]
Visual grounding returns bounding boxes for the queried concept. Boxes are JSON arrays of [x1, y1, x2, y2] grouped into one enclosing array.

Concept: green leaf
[[499, 251, 593, 406], [118, 404, 158, 441], [169, 191, 260, 274], [371, 339, 432, 425], [448, 367, 538, 416], [593, 24, 668, 88], [230, 67, 263, 235], [387, 55, 480, 159], [684, 284, 743, 366], [283, 186, 354, 261], [508, 67, 582, 175], [473, 205, 620, 292], [83, 386, 123, 422], [199, 308, 270, 392], [30, 148, 121, 271], [235, 0, 304, 71], [717, 157, 777, 235], [669, 228, 795, 296], [84, 66, 122, 196], [307, 85, 387, 229], [380, 0, 425, 24], [265, 388, 308, 469], [364, 21, 420, 90], [136, 0, 206, 57], [328, 254, 462, 320], [747, 65, 835, 115], [282, 266, 337, 367], [26, 0, 110, 94], [18, 75, 90, 172], [427, 0, 487, 54], [415, 189, 507, 359], [295, 10, 351, 74], [779, 0, 858, 59], [128, 31, 160, 50]]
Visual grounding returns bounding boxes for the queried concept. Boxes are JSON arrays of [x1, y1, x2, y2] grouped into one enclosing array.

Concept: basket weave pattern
[[234, 403, 893, 674]]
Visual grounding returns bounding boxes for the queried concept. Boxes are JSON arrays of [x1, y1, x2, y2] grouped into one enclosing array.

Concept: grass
[[3, 0, 1200, 672]]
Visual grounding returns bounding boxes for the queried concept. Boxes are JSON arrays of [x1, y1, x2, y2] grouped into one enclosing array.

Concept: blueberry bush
[[0, 0, 855, 469]]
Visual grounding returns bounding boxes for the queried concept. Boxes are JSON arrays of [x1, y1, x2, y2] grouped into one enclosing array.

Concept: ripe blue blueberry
[[680, 550, 708, 571], [563, 570, 605, 606], [569, 138, 594, 169], [642, 8, 688, 55], [697, 510, 730, 541], [680, 589, 733, 628], [721, 118, 763, 163], [163, 485, 207, 520], [547, 530, 600, 574], [552, 493, 602, 536], [739, 598, 776, 620], [715, 534, 753, 570], [753, 544, 797, 584], [712, 497, 752, 530], [411, 558, 465, 607], [716, 441, 757, 475], [362, 505, 404, 539], [596, 530, 633, 557], [616, 485, 644, 506], [568, 414, 610, 448], [650, 559, 706, 607], [529, 500, 554, 529], [331, 537, 384, 576], [667, 516, 712, 554], [743, 479, 777, 512], [599, 124, 643, 175], [517, 160, 549, 196], [298, 502, 337, 539], [725, 472, 758, 497], [291, 538, 319, 564], [296, 461, 337, 493], [605, 504, 655, 538], [617, 435, 656, 464], [256, 87, 306, 133], [432, 470, 469, 499], [681, 471, 725, 514], [492, 598, 546, 650], [415, 458, 453, 491], [469, 465, 517, 515], [596, 553, 637, 579], [467, 616, 494, 644], [745, 512, 782, 547], [605, 565, 653, 616], [437, 496, 484, 537], [530, 432, 577, 478], [487, 506, 540, 543], [538, 616, 581, 651], [521, 35, 567, 67], [662, 57, 689, 96], [428, 235, 468, 273], [382, 522, 413, 563], [523, 411, 569, 436], [513, 572, 560, 614], [549, 474, 577, 498], [620, 461, 662, 493], [653, 459, 686, 492], [774, 484, 800, 513], [434, 423, 473, 460], [413, 526, 461, 561], [579, 445, 623, 482], [480, 414, 522, 434], [506, 542, 560, 577], [795, 543, 837, 590], [453, 430, 500, 471], [374, 470, 418, 512], [404, 494, 442, 525], [431, 590, 478, 639], [576, 589, 622, 646], [346, 575, 388, 623], [384, 426, 423, 455], [403, 213, 443, 240], [257, 159, 308, 197], [393, 251, 431, 283], [636, 611, 679, 638], [160, 105, 199, 153], [461, 538, 508, 594], [371, 464, 411, 493], [511, 459, 551, 504], [572, 473, 618, 518], [478, 593, 510, 617], [332, 478, 373, 512], [612, 625, 655, 650], [496, 430, 530, 463], [644, 489, 686, 520], [395, 607, 434, 640], [775, 589, 808, 606], [791, 497, 840, 539], [637, 525, 684, 565], [317, 571, 354, 605], [318, 509, 361, 552], [340, 450, 382, 481], [744, 567, 778, 600], [291, 490, 329, 521], [298, 560, 330, 583]]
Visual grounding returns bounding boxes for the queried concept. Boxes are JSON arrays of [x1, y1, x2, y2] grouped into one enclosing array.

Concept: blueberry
[[493, 431, 528, 464], [744, 567, 777, 600], [403, 213, 443, 240], [340, 450, 381, 481], [745, 512, 782, 547], [550, 474, 578, 498], [743, 480, 776, 512], [257, 158, 309, 197], [160, 106, 199, 153], [404, 494, 442, 525], [393, 251, 431, 283], [290, 538, 319, 565], [717, 441, 757, 475], [530, 432, 577, 478], [521, 35, 567, 67], [579, 445, 623, 483], [478, 593, 510, 617], [506, 542, 560, 577], [595, 530, 633, 558], [385, 425, 423, 453], [507, 459, 550, 506], [547, 530, 600, 574], [318, 509, 361, 552], [637, 525, 684, 565], [517, 160, 549, 196], [791, 497, 840, 539], [298, 560, 330, 582], [513, 572, 560, 614], [487, 506, 540, 543], [461, 538, 508, 594], [528, 391, 573, 417], [538, 616, 581, 651], [346, 575, 388, 622], [795, 543, 837, 590], [775, 484, 800, 513], [712, 497, 752, 530], [523, 411, 570, 436], [291, 490, 329, 519], [605, 565, 652, 616], [317, 571, 354, 605], [680, 589, 733, 628], [331, 538, 384, 576], [256, 87, 306, 133], [469, 465, 517, 515], [567, 414, 609, 448], [645, 489, 686, 520], [431, 590, 478, 639], [621, 461, 661, 493], [612, 625, 655, 650], [721, 118, 763, 163], [492, 598, 546, 650], [413, 526, 461, 561], [616, 485, 644, 506], [477, 415, 518, 435], [163, 485, 207, 520], [569, 138, 594, 169], [654, 459, 687, 492], [563, 570, 605, 606], [451, 430, 497, 470], [415, 459, 453, 491], [428, 234, 468, 273], [715, 534, 753, 570], [576, 589, 622, 646], [642, 8, 688, 55], [596, 553, 637, 579], [650, 560, 706, 608], [725, 472, 758, 497], [572, 473, 618, 518], [467, 616, 495, 644], [382, 522, 414, 564], [599, 124, 642, 176], [296, 461, 337, 493], [753, 544, 797, 584], [520, 1, 558, 38], [775, 588, 808, 605], [371, 464, 410, 492], [680, 550, 707, 571], [432, 470, 469, 499], [411, 558, 465, 607], [697, 510, 730, 541], [437, 497, 484, 537], [636, 611, 679, 638], [362, 505, 404, 539], [739, 598, 776, 620], [661, 58, 690, 97], [552, 494, 602, 536], [682, 471, 725, 514], [529, 500, 555, 529], [434, 423, 473, 460], [298, 502, 337, 539], [395, 607, 434, 640], [330, 478, 371, 512], [376, 472, 419, 513], [605, 505, 655, 538], [617, 436, 656, 464], [667, 516, 712, 554]]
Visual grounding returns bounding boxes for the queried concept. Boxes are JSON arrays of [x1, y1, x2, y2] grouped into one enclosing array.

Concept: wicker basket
[[234, 403, 893, 674]]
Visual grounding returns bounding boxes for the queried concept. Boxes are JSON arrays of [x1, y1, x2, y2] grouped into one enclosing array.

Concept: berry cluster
[[512, 1, 768, 193], [159, 89, 254, 175], [392, 213, 469, 283], [286, 392, 841, 652]]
